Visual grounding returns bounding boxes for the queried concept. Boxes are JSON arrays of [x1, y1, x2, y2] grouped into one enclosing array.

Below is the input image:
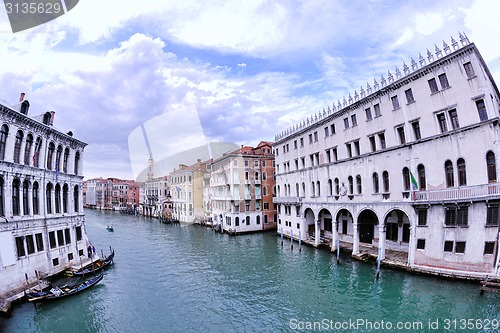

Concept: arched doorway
[[384, 209, 410, 252], [304, 208, 315, 239], [318, 208, 333, 243], [358, 209, 379, 244], [335, 209, 353, 242]]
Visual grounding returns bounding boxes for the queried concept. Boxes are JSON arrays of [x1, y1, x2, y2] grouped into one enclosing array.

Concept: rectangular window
[[417, 209, 427, 226], [391, 95, 400, 110], [301, 157, 305, 168], [263, 202, 269, 209], [354, 141, 360, 156], [457, 206, 468, 226], [365, 108, 372, 121], [437, 113, 447, 133], [428, 78, 439, 93], [49, 231, 56, 248], [397, 126, 406, 144], [444, 241, 454, 252], [476, 99, 488, 121], [412, 121, 422, 140], [346, 143, 352, 158], [351, 114, 357, 127], [300, 138, 304, 147], [76, 226, 82, 241], [324, 127, 329, 137], [405, 89, 415, 104], [463, 62, 476, 79], [484, 242, 495, 255], [330, 124, 336, 135], [439, 73, 450, 89], [26, 235, 35, 255], [68, 253, 74, 261], [487, 204, 499, 226], [332, 147, 338, 162], [344, 118, 349, 129], [294, 140, 297, 149], [455, 241, 466, 254], [52, 258, 59, 266], [64, 228, 71, 244], [35, 233, 44, 252], [16, 236, 25, 257], [57, 230, 64, 247], [326, 150, 331, 163], [378, 133, 386, 149], [314, 131, 318, 142], [416, 239, 426, 250], [449, 109, 460, 130], [369, 136, 376, 152], [309, 134, 313, 143], [373, 103, 381, 117]]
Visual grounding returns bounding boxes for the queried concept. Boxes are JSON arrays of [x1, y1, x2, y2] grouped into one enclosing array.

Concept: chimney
[[19, 92, 25, 102], [49, 111, 56, 126]]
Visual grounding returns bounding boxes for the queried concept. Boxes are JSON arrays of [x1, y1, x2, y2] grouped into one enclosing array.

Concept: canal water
[[1, 209, 500, 333]]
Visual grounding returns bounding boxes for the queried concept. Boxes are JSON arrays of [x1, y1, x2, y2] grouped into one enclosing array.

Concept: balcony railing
[[273, 196, 301, 204], [413, 182, 500, 202]]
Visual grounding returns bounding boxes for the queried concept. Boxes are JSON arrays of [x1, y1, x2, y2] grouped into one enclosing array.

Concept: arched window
[[402, 167, 410, 191], [0, 124, 9, 161], [487, 151, 497, 183], [55, 184, 61, 214], [356, 175, 362, 194], [335, 178, 340, 195], [47, 142, 55, 170], [262, 172, 267, 180], [256, 215, 261, 224], [316, 181, 320, 197], [32, 182, 39, 215], [277, 185, 281, 197], [24, 134, 33, 165], [295, 183, 299, 197], [457, 158, 466, 186], [13, 130, 23, 163], [63, 184, 69, 213], [22, 180, 29, 215], [245, 216, 250, 225], [56, 145, 63, 172], [348, 176, 353, 195], [63, 148, 69, 173], [301, 183, 305, 197], [0, 177, 4, 216], [42, 112, 51, 125], [12, 179, 20, 216], [33, 137, 42, 167], [328, 179, 333, 196], [373, 173, 379, 193], [445, 160, 454, 187], [74, 151, 81, 175], [382, 171, 390, 192], [46, 183, 53, 214], [74, 185, 79, 212], [311, 182, 315, 197], [235, 217, 239, 226], [417, 164, 426, 190]]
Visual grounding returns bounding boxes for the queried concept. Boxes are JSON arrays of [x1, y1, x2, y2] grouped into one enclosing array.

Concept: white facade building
[[273, 36, 500, 279], [0, 94, 91, 295]]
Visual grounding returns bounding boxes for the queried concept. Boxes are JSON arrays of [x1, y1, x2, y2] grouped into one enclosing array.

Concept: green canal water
[[1, 209, 500, 332]]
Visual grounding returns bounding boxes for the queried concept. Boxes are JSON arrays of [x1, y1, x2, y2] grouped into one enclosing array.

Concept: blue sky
[[0, 0, 499, 180]]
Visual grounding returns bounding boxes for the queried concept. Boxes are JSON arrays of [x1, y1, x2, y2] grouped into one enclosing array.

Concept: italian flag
[[410, 171, 418, 191]]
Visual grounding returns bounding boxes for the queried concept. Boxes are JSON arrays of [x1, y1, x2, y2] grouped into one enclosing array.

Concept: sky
[[0, 0, 499, 180]]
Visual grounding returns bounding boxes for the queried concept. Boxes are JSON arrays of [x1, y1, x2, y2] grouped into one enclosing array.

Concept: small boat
[[26, 273, 103, 302], [68, 250, 115, 277], [106, 225, 114, 231]]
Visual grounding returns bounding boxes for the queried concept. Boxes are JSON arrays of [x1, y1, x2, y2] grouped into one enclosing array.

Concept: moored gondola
[[26, 273, 104, 302]]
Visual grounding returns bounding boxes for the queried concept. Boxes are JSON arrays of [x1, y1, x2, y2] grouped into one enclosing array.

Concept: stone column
[[331, 220, 339, 252], [353, 221, 359, 255], [378, 223, 386, 260], [315, 219, 321, 247]]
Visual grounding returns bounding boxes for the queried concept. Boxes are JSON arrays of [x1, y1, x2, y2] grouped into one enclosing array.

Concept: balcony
[[413, 183, 500, 203], [273, 196, 301, 204]]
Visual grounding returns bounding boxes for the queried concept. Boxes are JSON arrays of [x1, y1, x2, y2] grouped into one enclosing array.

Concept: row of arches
[[0, 125, 82, 175], [0, 176, 80, 218]]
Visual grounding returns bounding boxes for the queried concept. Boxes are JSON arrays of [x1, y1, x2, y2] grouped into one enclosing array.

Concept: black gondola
[[26, 273, 104, 302], [67, 250, 115, 277]]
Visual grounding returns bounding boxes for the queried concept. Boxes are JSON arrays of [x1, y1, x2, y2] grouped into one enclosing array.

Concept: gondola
[[26, 273, 104, 302], [67, 250, 115, 277]]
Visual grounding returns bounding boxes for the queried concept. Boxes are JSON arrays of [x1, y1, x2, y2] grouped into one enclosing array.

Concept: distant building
[[273, 35, 500, 279], [0, 93, 91, 295], [84, 177, 140, 211], [170, 159, 209, 223], [211, 141, 277, 234]]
